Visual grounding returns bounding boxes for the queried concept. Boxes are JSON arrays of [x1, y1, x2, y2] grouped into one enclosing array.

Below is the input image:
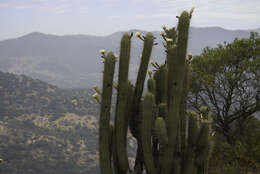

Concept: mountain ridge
[[0, 26, 256, 88], [1, 26, 257, 42]]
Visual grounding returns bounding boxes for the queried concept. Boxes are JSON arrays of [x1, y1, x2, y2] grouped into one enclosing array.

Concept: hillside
[[0, 27, 252, 88], [0, 71, 98, 118], [0, 71, 103, 173]]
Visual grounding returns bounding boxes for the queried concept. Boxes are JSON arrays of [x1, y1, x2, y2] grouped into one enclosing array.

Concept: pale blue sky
[[0, 0, 259, 40]]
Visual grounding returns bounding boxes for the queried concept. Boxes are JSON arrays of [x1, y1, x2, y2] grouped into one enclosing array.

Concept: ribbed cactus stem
[[188, 113, 200, 148], [154, 65, 168, 104], [125, 81, 134, 132], [155, 117, 168, 145], [141, 92, 157, 174], [196, 121, 211, 166], [114, 33, 131, 172], [180, 63, 189, 161], [182, 113, 199, 174], [176, 12, 190, 61], [158, 103, 168, 122], [196, 121, 211, 174], [148, 77, 156, 95], [161, 11, 191, 174], [109, 124, 114, 160], [130, 32, 154, 139], [99, 52, 117, 174]]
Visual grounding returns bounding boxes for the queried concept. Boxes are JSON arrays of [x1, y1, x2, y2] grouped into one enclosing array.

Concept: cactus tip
[[93, 93, 101, 103], [160, 31, 165, 36], [93, 85, 98, 90], [148, 69, 153, 78], [166, 38, 173, 43], [199, 106, 208, 113], [99, 49, 106, 55], [113, 53, 119, 58], [162, 25, 167, 30], [190, 7, 195, 17], [135, 32, 141, 38]]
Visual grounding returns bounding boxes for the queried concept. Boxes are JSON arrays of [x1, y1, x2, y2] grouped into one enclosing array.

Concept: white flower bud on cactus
[[166, 38, 173, 43], [135, 32, 141, 38], [93, 93, 100, 103], [160, 31, 165, 36], [99, 49, 106, 55], [162, 25, 167, 30]]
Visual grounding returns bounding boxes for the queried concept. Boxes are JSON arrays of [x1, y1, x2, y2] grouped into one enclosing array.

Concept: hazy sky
[[0, 0, 259, 40]]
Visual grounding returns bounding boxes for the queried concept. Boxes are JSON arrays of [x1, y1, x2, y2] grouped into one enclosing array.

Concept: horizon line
[[1, 25, 259, 42]]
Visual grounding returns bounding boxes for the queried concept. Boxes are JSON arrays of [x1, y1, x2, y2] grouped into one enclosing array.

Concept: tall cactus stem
[[161, 11, 191, 174], [130, 32, 154, 139], [99, 52, 117, 174], [141, 92, 157, 174], [115, 33, 131, 172]]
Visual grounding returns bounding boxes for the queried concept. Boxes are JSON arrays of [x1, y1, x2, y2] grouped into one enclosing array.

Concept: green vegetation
[[208, 116, 260, 174], [95, 10, 213, 174], [189, 32, 260, 144], [189, 33, 260, 173]]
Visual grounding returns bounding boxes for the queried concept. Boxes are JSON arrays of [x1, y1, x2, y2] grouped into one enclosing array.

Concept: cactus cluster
[[94, 9, 213, 174]]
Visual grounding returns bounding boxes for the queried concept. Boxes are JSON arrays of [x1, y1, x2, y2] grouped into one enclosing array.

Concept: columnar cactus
[[94, 9, 213, 174]]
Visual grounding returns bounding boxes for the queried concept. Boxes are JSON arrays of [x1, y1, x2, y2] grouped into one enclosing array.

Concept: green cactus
[[96, 9, 213, 174], [130, 32, 155, 139], [99, 52, 117, 174], [141, 92, 157, 174], [114, 33, 131, 172], [155, 117, 168, 146]]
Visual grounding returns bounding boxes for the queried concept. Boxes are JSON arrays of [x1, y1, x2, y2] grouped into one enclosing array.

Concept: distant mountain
[[0, 27, 253, 88], [0, 71, 102, 173]]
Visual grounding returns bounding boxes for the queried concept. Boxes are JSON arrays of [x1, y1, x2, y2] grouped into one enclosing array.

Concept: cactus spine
[[96, 9, 213, 174]]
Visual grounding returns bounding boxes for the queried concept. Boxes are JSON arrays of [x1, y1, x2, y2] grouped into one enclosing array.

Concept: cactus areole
[[96, 9, 213, 174]]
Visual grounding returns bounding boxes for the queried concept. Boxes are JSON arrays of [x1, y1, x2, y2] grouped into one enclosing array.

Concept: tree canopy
[[189, 32, 260, 144]]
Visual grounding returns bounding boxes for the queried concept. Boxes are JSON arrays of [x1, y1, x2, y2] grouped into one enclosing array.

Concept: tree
[[189, 32, 260, 144]]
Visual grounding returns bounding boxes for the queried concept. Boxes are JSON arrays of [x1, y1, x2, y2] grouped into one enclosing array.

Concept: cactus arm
[[180, 63, 189, 170], [109, 124, 114, 161], [155, 117, 168, 146], [160, 11, 191, 174], [147, 72, 159, 168], [115, 33, 131, 172], [147, 77, 156, 95], [154, 65, 168, 104], [195, 120, 211, 174], [125, 81, 135, 133], [159, 65, 168, 103], [133, 101, 145, 174], [99, 52, 117, 174], [182, 113, 200, 174], [141, 92, 157, 174], [130, 32, 154, 139], [155, 116, 168, 171]]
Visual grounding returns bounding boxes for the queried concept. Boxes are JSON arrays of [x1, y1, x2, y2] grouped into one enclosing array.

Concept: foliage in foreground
[[208, 116, 260, 174]]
